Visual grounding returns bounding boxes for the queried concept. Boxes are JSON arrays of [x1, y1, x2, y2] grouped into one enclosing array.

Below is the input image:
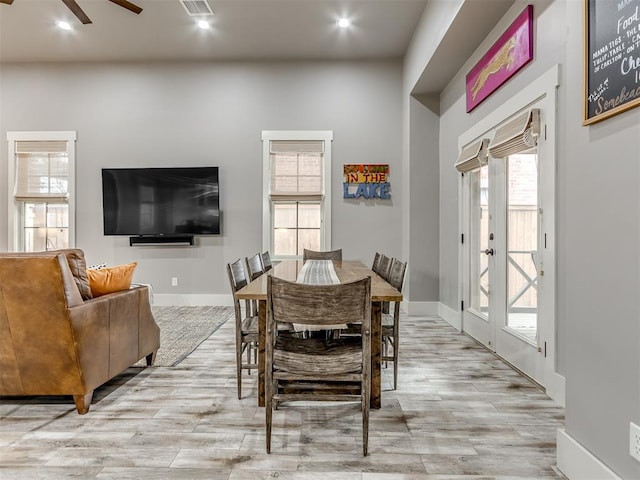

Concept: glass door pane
[[506, 153, 538, 341], [470, 166, 490, 315]]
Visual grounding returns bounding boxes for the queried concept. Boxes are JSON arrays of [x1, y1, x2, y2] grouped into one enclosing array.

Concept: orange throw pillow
[[87, 262, 137, 297]]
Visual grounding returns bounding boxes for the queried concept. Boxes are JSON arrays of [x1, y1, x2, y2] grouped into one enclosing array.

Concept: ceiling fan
[[0, 0, 143, 25]]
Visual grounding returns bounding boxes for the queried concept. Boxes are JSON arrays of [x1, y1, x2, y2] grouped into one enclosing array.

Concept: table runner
[[296, 259, 340, 285], [294, 259, 346, 331]]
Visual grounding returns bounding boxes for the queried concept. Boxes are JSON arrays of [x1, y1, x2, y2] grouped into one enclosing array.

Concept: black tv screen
[[101, 167, 220, 236]]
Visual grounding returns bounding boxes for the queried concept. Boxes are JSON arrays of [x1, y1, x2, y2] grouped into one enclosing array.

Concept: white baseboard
[[406, 301, 439, 316], [557, 429, 622, 480], [438, 302, 461, 331], [154, 294, 233, 306], [545, 371, 566, 407]]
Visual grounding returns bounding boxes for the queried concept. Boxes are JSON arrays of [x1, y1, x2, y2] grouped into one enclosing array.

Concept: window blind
[[488, 108, 540, 158], [14, 140, 69, 200], [455, 138, 489, 173], [270, 140, 323, 198]]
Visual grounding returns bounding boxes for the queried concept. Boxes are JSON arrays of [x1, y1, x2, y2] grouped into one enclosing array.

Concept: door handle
[[484, 248, 495, 256]]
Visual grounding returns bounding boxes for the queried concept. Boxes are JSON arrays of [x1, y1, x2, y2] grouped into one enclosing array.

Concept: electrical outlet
[[171, 277, 178, 287], [630, 422, 640, 462]]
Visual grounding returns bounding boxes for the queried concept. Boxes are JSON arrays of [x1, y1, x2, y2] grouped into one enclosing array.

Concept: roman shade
[[488, 108, 540, 158], [455, 138, 489, 173], [269, 140, 323, 200], [14, 140, 69, 201]]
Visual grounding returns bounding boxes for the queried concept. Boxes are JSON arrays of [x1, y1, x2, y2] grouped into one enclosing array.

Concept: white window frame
[[261, 130, 333, 260], [6, 131, 77, 252]]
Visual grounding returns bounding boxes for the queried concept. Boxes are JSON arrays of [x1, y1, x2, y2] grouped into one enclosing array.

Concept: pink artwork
[[466, 5, 533, 113]]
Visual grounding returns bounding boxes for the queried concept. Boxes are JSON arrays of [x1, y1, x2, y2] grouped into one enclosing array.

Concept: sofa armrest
[[74, 286, 159, 376], [132, 286, 161, 360], [68, 298, 111, 392]]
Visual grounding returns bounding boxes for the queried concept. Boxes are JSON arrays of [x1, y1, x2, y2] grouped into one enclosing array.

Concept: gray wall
[[407, 95, 439, 302], [561, 0, 640, 477], [0, 60, 404, 297], [431, 0, 640, 477]]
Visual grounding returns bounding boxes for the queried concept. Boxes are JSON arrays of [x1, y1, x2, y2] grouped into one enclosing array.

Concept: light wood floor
[[0, 314, 565, 479]]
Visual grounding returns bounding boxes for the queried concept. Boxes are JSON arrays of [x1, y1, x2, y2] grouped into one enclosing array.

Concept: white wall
[[0, 60, 404, 298]]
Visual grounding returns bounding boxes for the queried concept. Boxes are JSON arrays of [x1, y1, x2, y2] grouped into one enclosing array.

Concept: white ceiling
[[0, 0, 431, 63], [1, 0, 517, 95]]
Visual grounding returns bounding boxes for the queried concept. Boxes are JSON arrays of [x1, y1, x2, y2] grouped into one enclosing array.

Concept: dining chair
[[302, 248, 342, 262], [226, 259, 259, 400], [261, 251, 273, 272], [382, 258, 407, 390], [246, 253, 265, 280], [245, 253, 265, 316], [376, 253, 392, 280], [371, 252, 382, 273], [265, 275, 372, 456]]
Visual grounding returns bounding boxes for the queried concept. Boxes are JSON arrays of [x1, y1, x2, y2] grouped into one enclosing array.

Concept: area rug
[[133, 306, 233, 367]]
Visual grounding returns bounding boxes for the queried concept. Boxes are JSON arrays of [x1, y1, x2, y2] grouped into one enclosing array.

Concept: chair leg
[[236, 341, 243, 400], [393, 321, 399, 391], [266, 381, 273, 454], [247, 344, 252, 375], [362, 383, 369, 456], [383, 336, 388, 368]]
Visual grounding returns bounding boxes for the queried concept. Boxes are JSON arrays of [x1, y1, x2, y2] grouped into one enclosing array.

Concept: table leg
[[258, 299, 266, 407], [371, 301, 381, 409]]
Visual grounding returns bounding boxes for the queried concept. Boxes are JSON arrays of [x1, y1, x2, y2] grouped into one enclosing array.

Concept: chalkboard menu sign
[[584, 0, 640, 125]]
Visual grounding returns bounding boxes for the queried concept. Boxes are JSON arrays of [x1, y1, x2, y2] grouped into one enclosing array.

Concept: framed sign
[[584, 0, 640, 125], [343, 164, 390, 199], [466, 5, 534, 113]]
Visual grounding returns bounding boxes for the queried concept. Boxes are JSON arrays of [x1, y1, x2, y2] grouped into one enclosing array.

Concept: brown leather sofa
[[0, 249, 160, 414]]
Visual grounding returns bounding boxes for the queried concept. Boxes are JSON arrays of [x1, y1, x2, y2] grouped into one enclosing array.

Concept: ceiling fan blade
[[107, 0, 142, 15], [0, 0, 15, 5], [61, 0, 92, 24]]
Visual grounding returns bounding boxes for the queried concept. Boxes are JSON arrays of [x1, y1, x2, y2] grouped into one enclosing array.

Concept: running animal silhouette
[[471, 37, 517, 101]]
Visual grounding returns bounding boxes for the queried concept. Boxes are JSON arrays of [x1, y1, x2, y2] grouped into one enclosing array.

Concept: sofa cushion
[[87, 262, 137, 297], [57, 249, 93, 300]]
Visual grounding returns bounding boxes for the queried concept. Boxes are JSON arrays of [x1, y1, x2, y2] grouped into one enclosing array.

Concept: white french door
[[457, 67, 561, 401], [462, 150, 545, 384]]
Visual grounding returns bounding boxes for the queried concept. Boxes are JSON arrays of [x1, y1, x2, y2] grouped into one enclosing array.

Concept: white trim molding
[[6, 131, 77, 252], [438, 302, 461, 331], [261, 130, 333, 259], [557, 429, 622, 480]]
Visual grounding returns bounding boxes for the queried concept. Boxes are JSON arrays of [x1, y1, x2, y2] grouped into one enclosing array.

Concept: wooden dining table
[[234, 259, 403, 409]]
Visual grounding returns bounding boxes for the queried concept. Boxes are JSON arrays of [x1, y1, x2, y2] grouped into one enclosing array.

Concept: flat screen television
[[101, 167, 220, 236]]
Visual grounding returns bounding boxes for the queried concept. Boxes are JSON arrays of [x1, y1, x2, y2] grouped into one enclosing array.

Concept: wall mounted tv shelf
[[129, 235, 194, 246]]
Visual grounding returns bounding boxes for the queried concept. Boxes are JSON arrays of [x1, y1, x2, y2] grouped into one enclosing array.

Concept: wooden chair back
[[302, 248, 342, 262], [261, 251, 273, 272], [388, 258, 407, 292], [245, 253, 265, 281], [371, 252, 382, 273], [376, 254, 392, 280], [382, 258, 406, 315], [268, 276, 370, 331]]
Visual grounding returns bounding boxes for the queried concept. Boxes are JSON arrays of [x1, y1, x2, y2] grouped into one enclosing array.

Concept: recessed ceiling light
[[338, 17, 351, 28], [197, 19, 211, 29], [56, 20, 72, 31]]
